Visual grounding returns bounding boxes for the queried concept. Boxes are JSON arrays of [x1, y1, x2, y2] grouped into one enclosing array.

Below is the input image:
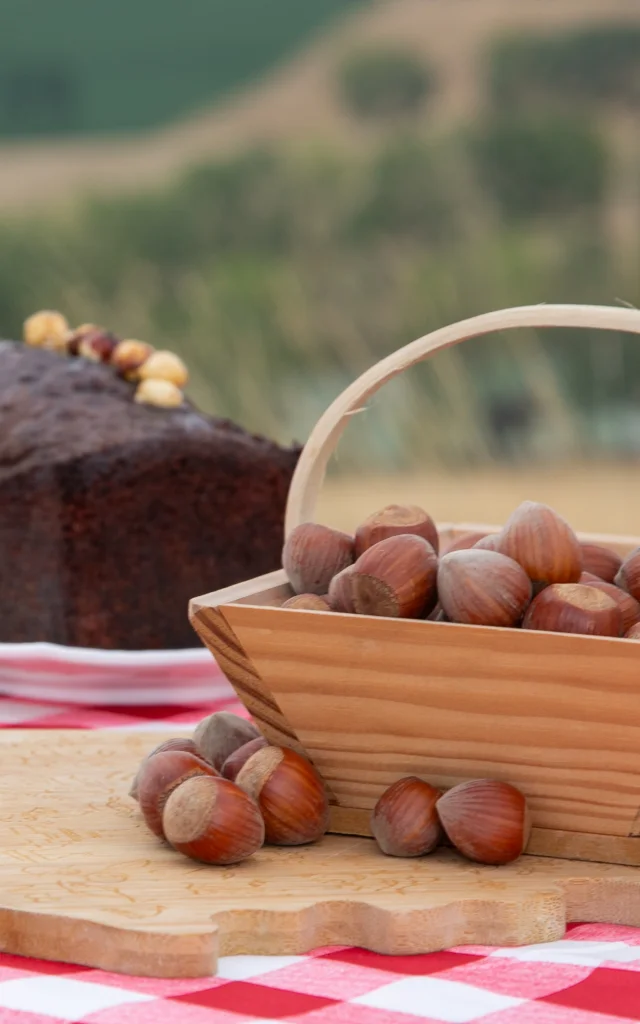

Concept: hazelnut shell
[[437, 549, 532, 627], [327, 565, 357, 613], [371, 777, 442, 857], [578, 576, 640, 633], [193, 712, 261, 771], [580, 543, 622, 584], [497, 501, 582, 590], [236, 746, 329, 846], [522, 583, 623, 637], [436, 779, 531, 866], [137, 749, 219, 838], [355, 505, 439, 557], [221, 736, 270, 781], [162, 774, 265, 864], [129, 737, 200, 800], [283, 523, 354, 596], [615, 548, 640, 602], [281, 594, 331, 611], [351, 534, 438, 618], [440, 531, 489, 555]]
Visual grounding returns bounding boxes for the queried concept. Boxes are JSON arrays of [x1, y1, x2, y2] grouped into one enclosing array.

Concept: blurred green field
[[1, 0, 365, 136]]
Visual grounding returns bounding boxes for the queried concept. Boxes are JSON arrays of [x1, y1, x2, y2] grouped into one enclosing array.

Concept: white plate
[[0, 642, 230, 706]]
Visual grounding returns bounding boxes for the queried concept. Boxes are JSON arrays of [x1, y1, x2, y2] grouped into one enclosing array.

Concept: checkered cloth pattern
[[1, 695, 640, 1023]]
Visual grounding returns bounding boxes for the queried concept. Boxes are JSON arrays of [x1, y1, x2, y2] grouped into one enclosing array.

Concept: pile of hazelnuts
[[22, 308, 189, 409], [282, 500, 640, 639], [129, 711, 330, 866], [130, 710, 531, 868]]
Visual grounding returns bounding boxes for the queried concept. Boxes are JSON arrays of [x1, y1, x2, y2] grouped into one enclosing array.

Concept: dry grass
[[317, 462, 640, 537], [0, 0, 637, 211]]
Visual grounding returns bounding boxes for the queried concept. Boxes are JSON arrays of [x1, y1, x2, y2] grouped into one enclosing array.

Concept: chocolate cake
[[0, 341, 300, 649]]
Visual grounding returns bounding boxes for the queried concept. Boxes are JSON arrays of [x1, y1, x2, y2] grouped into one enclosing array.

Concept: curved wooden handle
[[285, 304, 640, 533]]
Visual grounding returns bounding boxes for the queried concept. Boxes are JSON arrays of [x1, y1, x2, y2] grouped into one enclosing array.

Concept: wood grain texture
[[221, 604, 640, 848], [4, 730, 640, 977], [189, 574, 302, 753]]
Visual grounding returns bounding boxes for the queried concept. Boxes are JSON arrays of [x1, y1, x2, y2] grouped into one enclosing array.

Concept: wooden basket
[[190, 304, 640, 869]]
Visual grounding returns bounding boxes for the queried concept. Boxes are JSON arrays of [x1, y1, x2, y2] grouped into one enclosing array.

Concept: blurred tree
[[348, 137, 455, 241], [468, 115, 609, 220], [488, 24, 640, 113], [338, 47, 435, 121]]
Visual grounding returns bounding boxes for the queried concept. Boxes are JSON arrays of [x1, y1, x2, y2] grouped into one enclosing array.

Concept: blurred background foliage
[[0, 2, 639, 476]]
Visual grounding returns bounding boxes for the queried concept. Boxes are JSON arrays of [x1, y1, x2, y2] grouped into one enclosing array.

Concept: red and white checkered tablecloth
[[1, 694, 640, 1024]]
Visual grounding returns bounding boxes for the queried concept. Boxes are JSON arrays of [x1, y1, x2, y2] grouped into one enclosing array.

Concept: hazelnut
[[221, 736, 270, 781], [65, 323, 101, 356], [371, 777, 442, 857], [579, 571, 602, 583], [440, 531, 490, 555], [129, 737, 199, 800], [193, 711, 261, 771], [134, 378, 184, 408], [580, 543, 622, 584], [355, 505, 439, 557], [23, 310, 69, 350], [136, 749, 219, 838], [473, 533, 503, 552], [578, 575, 640, 633], [615, 548, 640, 602], [283, 523, 354, 596], [522, 583, 623, 637], [162, 775, 265, 865], [436, 779, 531, 866], [78, 329, 119, 363], [351, 534, 438, 618], [236, 746, 329, 846], [138, 350, 189, 388], [112, 339, 154, 378], [327, 565, 357, 613], [281, 594, 332, 611], [437, 549, 531, 627], [497, 501, 582, 591], [624, 622, 640, 640]]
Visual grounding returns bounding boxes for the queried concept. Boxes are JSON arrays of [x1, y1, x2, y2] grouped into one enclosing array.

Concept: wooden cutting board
[[2, 730, 640, 978]]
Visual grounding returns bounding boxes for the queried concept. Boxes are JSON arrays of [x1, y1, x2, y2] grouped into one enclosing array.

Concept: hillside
[[0, 0, 638, 211]]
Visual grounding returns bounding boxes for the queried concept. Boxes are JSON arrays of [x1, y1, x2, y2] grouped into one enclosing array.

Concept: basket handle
[[285, 303, 640, 534]]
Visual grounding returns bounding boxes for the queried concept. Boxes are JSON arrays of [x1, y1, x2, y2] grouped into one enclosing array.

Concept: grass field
[[317, 462, 640, 538], [0, 0, 637, 211]]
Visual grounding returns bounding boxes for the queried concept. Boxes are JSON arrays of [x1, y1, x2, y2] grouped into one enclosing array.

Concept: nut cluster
[[130, 711, 329, 865], [371, 775, 530, 866], [282, 501, 640, 639], [22, 309, 189, 409]]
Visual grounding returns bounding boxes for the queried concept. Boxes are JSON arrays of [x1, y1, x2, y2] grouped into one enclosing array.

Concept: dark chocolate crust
[[0, 342, 300, 649]]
